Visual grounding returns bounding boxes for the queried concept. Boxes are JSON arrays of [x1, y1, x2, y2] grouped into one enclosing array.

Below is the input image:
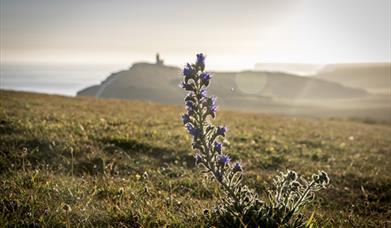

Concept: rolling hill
[[315, 63, 391, 94], [254, 63, 324, 76]]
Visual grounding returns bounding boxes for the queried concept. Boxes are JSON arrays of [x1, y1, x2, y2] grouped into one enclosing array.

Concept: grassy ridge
[[1, 90, 390, 226]]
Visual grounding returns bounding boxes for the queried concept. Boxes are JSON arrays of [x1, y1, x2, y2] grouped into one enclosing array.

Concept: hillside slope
[[1, 90, 390, 226], [316, 63, 391, 94]]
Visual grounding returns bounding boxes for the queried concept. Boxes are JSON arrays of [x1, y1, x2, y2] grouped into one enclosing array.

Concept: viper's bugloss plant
[[180, 54, 330, 227]]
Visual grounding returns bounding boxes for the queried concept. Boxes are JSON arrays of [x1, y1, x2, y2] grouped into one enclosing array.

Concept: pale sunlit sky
[[1, 0, 390, 70]]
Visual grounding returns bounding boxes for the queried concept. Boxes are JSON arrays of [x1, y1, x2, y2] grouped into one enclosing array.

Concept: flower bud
[[216, 126, 227, 137], [196, 53, 205, 70], [286, 170, 298, 181], [313, 170, 330, 186], [217, 154, 231, 166], [183, 63, 192, 77], [180, 82, 193, 91], [185, 100, 194, 111], [199, 88, 207, 98], [214, 141, 222, 153], [233, 161, 242, 173], [186, 123, 200, 137], [200, 72, 210, 86], [181, 113, 190, 124]]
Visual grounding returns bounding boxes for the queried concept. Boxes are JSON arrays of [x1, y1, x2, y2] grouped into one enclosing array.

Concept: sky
[[1, 0, 390, 70]]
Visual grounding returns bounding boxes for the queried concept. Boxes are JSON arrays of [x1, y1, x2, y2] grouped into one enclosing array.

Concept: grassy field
[[0, 90, 390, 227]]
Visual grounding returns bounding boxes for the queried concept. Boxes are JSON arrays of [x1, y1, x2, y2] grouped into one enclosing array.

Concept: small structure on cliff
[[156, 53, 164, 65]]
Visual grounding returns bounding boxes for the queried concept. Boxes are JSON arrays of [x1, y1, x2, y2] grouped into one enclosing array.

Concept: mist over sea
[[0, 63, 128, 96]]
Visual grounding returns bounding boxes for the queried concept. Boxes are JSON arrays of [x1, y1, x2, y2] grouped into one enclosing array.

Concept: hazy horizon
[[1, 0, 390, 71]]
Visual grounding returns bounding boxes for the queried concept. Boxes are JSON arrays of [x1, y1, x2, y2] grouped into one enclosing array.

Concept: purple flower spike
[[181, 113, 190, 124], [217, 154, 231, 166], [210, 105, 217, 114], [211, 96, 217, 105], [180, 82, 193, 91], [217, 126, 227, 136], [179, 54, 330, 221], [208, 96, 217, 114], [200, 88, 207, 97], [214, 141, 222, 153], [233, 162, 242, 172], [200, 72, 210, 81], [185, 100, 194, 111], [183, 63, 192, 77], [196, 53, 205, 65], [186, 123, 199, 137]]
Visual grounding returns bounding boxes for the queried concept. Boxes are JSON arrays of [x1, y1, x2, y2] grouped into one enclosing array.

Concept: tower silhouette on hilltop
[[156, 53, 164, 65]]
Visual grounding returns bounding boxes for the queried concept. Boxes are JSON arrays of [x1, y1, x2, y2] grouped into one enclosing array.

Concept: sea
[[0, 63, 130, 96]]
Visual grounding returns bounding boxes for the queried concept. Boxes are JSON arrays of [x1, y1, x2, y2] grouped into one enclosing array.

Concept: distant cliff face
[[316, 63, 391, 94], [77, 63, 183, 103], [77, 62, 367, 104]]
